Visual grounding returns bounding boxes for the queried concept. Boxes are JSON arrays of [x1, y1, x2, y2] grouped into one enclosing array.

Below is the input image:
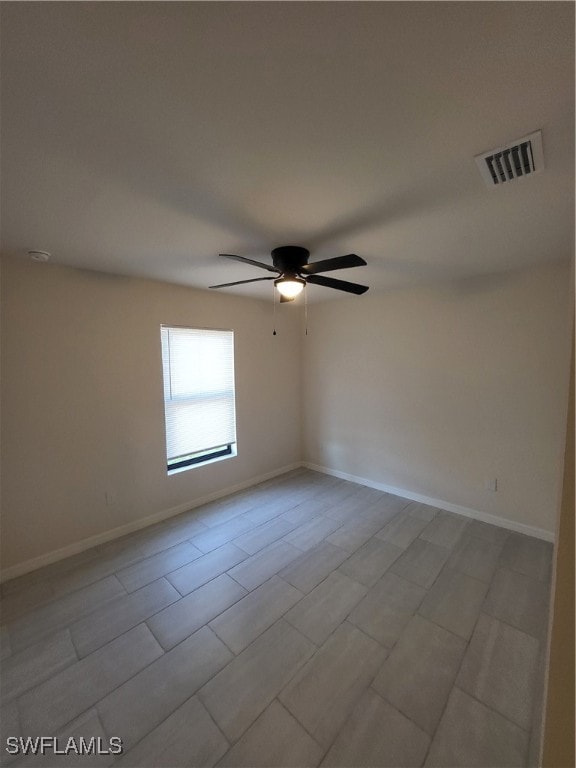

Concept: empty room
[[0, 2, 574, 767]]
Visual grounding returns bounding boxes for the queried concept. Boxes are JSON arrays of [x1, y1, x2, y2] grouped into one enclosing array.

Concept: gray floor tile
[[390, 538, 449, 589], [116, 541, 203, 592], [243, 498, 293, 526], [365, 496, 410, 518], [167, 543, 248, 596], [0, 472, 551, 768], [499, 533, 553, 583], [95, 523, 202, 574], [284, 571, 366, 645], [0, 628, 11, 661], [1, 629, 77, 704], [192, 515, 258, 554], [1, 547, 101, 597], [527, 645, 547, 768], [283, 516, 343, 552], [319, 478, 359, 497], [159, 511, 213, 540], [196, 495, 258, 528], [1, 549, 108, 622], [217, 700, 323, 768], [404, 501, 439, 522], [8, 576, 126, 652], [94, 530, 164, 565], [116, 696, 228, 768], [283, 487, 329, 507], [338, 538, 403, 587], [447, 534, 504, 583], [288, 481, 331, 499], [321, 688, 430, 767], [418, 567, 488, 640], [425, 687, 528, 767], [48, 563, 132, 606], [322, 505, 363, 528], [0, 581, 59, 625], [258, 480, 305, 501], [280, 542, 350, 594], [147, 574, 247, 650], [420, 511, 469, 549], [251, 476, 314, 500], [348, 572, 426, 648], [71, 578, 180, 657], [0, 700, 21, 766], [0, 701, 19, 736], [233, 517, 297, 555], [245, 480, 328, 525], [210, 576, 302, 654], [98, 626, 232, 752], [199, 619, 315, 743], [228, 541, 303, 591], [321, 488, 381, 523], [376, 514, 429, 549], [457, 613, 540, 730], [279, 622, 387, 748], [146, 512, 211, 540], [467, 519, 510, 544], [483, 568, 550, 639], [359, 499, 404, 527], [19, 624, 163, 734], [280, 504, 322, 526], [20, 710, 114, 767], [325, 517, 385, 553], [373, 614, 466, 735], [31, 557, 137, 607], [283, 494, 334, 520]]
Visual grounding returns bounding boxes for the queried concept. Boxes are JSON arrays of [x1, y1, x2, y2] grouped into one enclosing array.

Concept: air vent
[[475, 130, 544, 188]]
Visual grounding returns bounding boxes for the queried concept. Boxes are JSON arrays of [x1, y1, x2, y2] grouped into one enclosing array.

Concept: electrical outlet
[[484, 478, 498, 492]]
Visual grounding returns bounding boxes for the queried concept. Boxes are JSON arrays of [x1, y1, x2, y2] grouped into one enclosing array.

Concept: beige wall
[[2, 256, 572, 575], [302, 260, 572, 535], [0, 256, 302, 572]]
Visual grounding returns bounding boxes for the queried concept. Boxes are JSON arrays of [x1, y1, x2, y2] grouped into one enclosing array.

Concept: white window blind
[[161, 326, 237, 469]]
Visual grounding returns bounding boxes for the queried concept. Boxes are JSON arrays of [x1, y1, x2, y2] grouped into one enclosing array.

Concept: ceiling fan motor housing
[[271, 246, 310, 273]]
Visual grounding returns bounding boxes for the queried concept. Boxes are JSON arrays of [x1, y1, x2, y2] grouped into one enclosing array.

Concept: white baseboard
[[303, 462, 556, 543], [0, 462, 302, 583]]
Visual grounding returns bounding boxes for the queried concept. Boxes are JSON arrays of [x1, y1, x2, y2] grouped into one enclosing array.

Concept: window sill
[[167, 447, 237, 475]]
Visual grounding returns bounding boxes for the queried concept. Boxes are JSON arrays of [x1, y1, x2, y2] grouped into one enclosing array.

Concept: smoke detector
[[28, 250, 50, 262], [475, 130, 544, 188]]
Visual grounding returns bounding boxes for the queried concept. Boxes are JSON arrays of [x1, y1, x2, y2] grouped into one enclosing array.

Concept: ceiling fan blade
[[219, 253, 280, 273], [300, 253, 366, 275], [306, 274, 369, 295], [209, 277, 276, 289]]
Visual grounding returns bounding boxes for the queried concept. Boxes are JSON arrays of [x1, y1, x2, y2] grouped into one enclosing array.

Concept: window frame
[[160, 324, 238, 474]]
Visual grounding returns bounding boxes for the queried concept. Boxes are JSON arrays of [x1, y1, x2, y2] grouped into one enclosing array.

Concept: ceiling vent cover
[[475, 130, 544, 188]]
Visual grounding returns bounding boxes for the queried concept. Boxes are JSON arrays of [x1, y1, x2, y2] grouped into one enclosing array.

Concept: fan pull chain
[[304, 283, 308, 335], [272, 284, 277, 336]]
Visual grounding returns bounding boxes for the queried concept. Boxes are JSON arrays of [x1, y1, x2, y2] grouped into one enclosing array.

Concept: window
[[161, 326, 237, 472]]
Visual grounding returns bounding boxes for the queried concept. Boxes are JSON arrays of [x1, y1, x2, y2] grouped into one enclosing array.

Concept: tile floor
[[0, 469, 553, 767]]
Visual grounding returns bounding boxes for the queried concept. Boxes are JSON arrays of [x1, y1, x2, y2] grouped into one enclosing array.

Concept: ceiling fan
[[209, 246, 369, 302]]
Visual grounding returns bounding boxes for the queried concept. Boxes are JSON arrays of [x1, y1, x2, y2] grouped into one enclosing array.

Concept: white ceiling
[[1, 2, 574, 302]]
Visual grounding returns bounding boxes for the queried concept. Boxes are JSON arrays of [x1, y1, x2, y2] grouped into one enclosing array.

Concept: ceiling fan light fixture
[[274, 276, 305, 299]]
